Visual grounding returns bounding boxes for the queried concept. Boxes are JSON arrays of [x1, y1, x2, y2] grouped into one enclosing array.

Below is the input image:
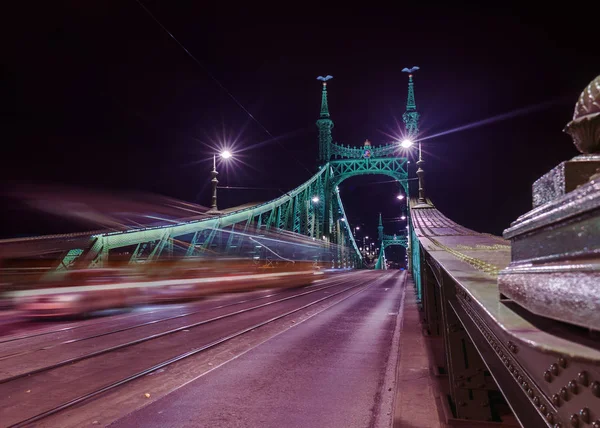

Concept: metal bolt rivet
[[552, 394, 560, 406], [578, 372, 589, 386], [547, 413, 555, 424], [570, 414, 579, 427], [558, 357, 567, 368], [560, 387, 569, 400], [518, 375, 523, 382], [591, 381, 600, 397], [593, 420, 600, 428], [527, 389, 533, 398], [533, 396, 540, 406], [550, 363, 559, 376], [580, 408, 590, 423], [523, 382, 529, 390], [544, 371, 553, 382], [540, 404, 548, 414], [568, 380, 578, 394]]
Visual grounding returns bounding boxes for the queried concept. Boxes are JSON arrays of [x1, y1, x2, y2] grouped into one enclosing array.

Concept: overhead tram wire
[[217, 185, 285, 193], [134, 0, 312, 174]]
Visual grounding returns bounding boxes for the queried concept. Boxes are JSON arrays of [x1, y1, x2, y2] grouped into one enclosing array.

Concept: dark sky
[[2, 2, 598, 247]]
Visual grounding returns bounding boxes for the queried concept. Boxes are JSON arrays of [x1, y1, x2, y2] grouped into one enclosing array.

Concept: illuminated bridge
[[0, 73, 599, 428]]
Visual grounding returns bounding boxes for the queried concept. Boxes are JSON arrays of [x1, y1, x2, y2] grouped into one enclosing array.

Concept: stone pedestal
[[498, 75, 600, 331], [532, 154, 600, 207], [498, 177, 600, 330]]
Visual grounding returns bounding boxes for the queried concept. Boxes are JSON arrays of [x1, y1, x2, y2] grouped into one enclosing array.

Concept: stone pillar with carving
[[498, 75, 600, 330]]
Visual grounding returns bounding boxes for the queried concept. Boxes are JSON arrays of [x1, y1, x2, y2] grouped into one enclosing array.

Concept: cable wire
[[134, 0, 312, 174]]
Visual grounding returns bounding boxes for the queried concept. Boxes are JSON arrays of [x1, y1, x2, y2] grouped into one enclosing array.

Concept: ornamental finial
[[563, 75, 600, 154], [317, 75, 333, 118]]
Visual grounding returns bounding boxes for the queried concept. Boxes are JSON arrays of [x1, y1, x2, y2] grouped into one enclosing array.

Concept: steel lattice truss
[[329, 158, 409, 193], [48, 163, 375, 271], [329, 142, 400, 159], [374, 217, 408, 270], [0, 72, 420, 275]]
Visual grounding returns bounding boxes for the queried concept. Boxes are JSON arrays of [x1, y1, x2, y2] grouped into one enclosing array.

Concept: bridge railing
[[407, 75, 600, 427]]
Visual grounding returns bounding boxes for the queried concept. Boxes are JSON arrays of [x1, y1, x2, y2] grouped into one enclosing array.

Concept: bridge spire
[[316, 75, 334, 164], [402, 67, 420, 139], [402, 66, 426, 204]]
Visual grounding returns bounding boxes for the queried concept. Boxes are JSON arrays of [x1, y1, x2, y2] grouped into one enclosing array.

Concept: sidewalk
[[393, 278, 446, 428]]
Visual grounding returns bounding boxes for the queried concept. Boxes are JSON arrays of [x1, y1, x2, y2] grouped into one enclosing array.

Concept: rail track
[[0, 273, 351, 361], [0, 272, 383, 427]]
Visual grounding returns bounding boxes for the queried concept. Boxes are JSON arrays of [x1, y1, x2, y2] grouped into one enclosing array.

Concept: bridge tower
[[316, 76, 334, 164], [375, 212, 408, 270], [402, 72, 420, 139], [402, 70, 426, 204]]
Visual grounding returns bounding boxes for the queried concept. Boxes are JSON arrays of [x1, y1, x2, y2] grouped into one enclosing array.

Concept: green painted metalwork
[[333, 186, 361, 267], [410, 223, 421, 302], [374, 212, 408, 270], [317, 81, 334, 164], [56, 248, 83, 271], [402, 73, 420, 139], [45, 73, 422, 273], [330, 141, 400, 159], [329, 158, 408, 192]]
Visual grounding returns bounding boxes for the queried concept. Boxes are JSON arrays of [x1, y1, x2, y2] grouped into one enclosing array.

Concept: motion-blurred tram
[[8, 258, 326, 318]]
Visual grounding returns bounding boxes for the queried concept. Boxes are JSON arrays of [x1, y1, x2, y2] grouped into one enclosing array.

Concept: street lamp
[[400, 139, 413, 148], [209, 150, 234, 213], [399, 138, 426, 204], [396, 194, 404, 200], [312, 196, 320, 203]]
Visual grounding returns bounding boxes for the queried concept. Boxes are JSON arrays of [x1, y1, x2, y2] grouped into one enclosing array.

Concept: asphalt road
[[110, 270, 406, 428]]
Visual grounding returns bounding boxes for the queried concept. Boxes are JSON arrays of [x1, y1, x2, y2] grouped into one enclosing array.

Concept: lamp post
[[401, 138, 426, 204], [208, 150, 233, 213]]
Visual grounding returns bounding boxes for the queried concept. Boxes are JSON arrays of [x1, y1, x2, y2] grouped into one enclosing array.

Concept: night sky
[[2, 2, 599, 255]]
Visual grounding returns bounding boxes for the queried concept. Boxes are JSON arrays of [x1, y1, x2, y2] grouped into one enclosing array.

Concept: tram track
[[0, 274, 354, 361], [0, 272, 349, 345], [0, 274, 360, 383], [1, 272, 382, 427]]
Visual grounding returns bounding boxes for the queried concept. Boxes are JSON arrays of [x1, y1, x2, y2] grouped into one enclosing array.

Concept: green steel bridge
[[1, 72, 599, 428], [0, 72, 417, 275]]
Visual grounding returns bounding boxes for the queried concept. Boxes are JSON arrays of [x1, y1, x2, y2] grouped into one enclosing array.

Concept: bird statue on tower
[[317, 75, 333, 81], [402, 66, 419, 73]]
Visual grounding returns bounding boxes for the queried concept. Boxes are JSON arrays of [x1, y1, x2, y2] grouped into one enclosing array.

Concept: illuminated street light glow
[[401, 215, 406, 220], [356, 226, 360, 230], [400, 139, 414, 148], [340, 218, 345, 222], [312, 196, 320, 203], [220, 150, 233, 159], [396, 194, 404, 200]]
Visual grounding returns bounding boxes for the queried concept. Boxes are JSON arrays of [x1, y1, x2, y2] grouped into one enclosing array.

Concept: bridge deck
[[412, 203, 599, 362]]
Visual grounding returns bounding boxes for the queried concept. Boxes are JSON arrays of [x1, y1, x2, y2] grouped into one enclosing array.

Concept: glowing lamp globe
[[400, 139, 414, 149]]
